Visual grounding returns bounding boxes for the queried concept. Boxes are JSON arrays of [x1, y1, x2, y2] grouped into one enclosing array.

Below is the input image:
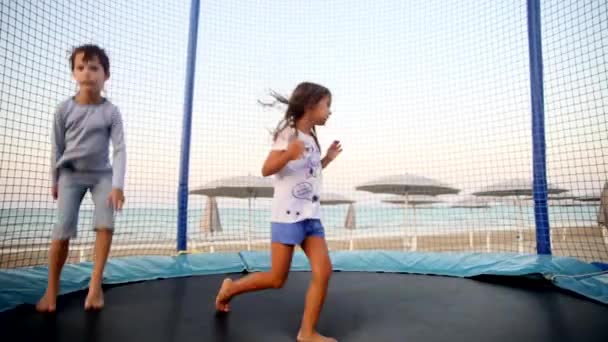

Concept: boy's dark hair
[[69, 44, 110, 75]]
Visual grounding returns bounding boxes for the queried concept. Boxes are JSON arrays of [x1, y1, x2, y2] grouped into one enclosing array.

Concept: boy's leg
[[85, 174, 114, 310], [216, 242, 294, 312], [85, 229, 112, 310], [36, 239, 70, 312], [298, 221, 335, 342], [37, 173, 85, 312]]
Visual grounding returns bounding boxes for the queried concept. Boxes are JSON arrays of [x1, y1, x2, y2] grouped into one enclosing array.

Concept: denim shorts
[[271, 219, 325, 246], [52, 169, 115, 240]]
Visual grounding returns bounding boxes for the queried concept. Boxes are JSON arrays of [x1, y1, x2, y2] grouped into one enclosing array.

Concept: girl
[[215, 82, 342, 342]]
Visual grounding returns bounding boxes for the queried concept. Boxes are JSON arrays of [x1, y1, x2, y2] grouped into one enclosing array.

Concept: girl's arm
[[321, 156, 331, 169], [321, 140, 342, 169], [262, 140, 304, 177]]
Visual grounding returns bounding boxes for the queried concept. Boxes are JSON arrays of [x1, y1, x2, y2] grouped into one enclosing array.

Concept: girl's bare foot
[[84, 286, 104, 310], [36, 291, 57, 313], [215, 278, 233, 312], [297, 331, 337, 342]]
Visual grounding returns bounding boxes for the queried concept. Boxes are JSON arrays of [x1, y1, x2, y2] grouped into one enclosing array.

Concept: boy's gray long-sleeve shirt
[[51, 97, 126, 189]]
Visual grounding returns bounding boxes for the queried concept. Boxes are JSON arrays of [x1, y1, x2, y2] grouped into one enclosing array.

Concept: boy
[[36, 44, 126, 312]]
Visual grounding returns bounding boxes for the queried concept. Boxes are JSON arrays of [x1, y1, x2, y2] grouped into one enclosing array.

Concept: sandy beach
[[2, 226, 606, 268]]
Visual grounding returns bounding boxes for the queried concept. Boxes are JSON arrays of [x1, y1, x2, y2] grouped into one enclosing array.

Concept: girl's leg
[[215, 242, 294, 312], [297, 236, 335, 342]]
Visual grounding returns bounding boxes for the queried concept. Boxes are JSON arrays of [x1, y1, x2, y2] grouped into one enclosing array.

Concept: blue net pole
[[177, 0, 201, 252], [527, 0, 551, 255]]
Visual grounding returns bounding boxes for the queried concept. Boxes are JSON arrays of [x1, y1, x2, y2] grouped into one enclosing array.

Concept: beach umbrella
[[382, 194, 442, 206], [551, 199, 591, 207], [200, 196, 222, 233], [381, 194, 442, 250], [472, 178, 568, 253], [524, 192, 578, 201], [449, 196, 492, 209], [320, 192, 356, 229], [321, 192, 356, 250], [472, 178, 567, 197], [449, 196, 493, 251], [356, 174, 460, 196], [579, 196, 600, 202], [356, 173, 460, 251], [190, 175, 274, 250]]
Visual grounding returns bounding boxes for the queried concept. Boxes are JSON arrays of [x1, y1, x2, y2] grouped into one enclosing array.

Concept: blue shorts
[[52, 169, 115, 240], [271, 219, 325, 246]]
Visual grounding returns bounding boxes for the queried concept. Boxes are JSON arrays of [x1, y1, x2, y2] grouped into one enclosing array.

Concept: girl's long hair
[[259, 82, 331, 151]]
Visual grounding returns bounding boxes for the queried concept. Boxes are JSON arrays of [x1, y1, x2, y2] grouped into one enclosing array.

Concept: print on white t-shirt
[[269, 127, 322, 223]]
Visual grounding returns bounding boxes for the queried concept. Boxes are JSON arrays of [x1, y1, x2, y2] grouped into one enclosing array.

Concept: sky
[[0, 0, 606, 208]]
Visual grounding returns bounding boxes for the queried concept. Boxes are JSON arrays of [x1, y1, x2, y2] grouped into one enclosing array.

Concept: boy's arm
[[50, 109, 65, 187], [110, 108, 127, 190]]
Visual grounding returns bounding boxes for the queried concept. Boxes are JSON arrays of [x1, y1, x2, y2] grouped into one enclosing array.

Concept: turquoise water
[[0, 204, 599, 245]]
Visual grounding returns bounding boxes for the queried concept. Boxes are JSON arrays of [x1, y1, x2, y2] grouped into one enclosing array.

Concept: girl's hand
[[287, 140, 305, 161], [325, 140, 343, 162]]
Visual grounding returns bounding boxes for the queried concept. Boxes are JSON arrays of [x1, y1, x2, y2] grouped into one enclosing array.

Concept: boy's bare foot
[[84, 287, 104, 310], [36, 291, 57, 313], [296, 331, 338, 342], [215, 278, 233, 312]]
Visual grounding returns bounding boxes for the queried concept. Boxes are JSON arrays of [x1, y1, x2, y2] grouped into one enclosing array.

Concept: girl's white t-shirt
[[270, 127, 323, 223]]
